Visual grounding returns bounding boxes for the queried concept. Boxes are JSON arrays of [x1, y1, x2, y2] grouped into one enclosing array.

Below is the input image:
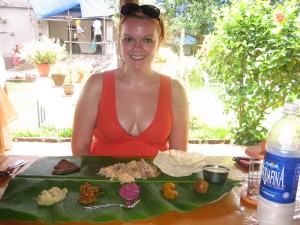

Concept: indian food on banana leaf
[[194, 179, 209, 194], [98, 159, 160, 183], [37, 187, 68, 206], [78, 182, 103, 205], [52, 159, 81, 175], [162, 183, 179, 200], [153, 150, 206, 177], [119, 183, 140, 201]]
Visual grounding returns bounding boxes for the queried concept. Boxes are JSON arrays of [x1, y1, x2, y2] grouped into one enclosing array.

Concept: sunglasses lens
[[141, 5, 160, 19], [121, 3, 139, 15], [121, 3, 160, 19]]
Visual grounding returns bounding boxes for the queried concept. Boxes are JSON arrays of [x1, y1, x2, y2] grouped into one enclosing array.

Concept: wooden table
[[0, 155, 299, 225]]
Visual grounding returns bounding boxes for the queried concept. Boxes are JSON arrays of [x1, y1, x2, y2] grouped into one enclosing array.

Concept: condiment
[[78, 182, 103, 205], [162, 183, 179, 200], [204, 168, 228, 173]]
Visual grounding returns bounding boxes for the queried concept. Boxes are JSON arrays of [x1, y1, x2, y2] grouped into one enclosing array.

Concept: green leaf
[[200, 0, 300, 145], [0, 156, 237, 224]]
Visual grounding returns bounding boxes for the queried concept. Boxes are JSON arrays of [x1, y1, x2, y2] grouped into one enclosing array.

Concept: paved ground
[[7, 54, 118, 131]]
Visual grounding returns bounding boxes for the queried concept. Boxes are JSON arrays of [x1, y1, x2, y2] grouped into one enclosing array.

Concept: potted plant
[[73, 62, 93, 84], [51, 63, 67, 86], [63, 68, 75, 96], [20, 36, 67, 77]]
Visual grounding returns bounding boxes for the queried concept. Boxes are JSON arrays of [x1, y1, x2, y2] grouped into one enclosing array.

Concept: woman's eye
[[144, 38, 153, 43], [124, 37, 134, 43]]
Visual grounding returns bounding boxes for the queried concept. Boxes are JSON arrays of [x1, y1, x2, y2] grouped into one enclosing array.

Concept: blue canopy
[[29, 0, 114, 19], [175, 35, 197, 44]]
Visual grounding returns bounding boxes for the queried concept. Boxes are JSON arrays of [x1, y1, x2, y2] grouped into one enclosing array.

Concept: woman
[[72, 3, 189, 157]]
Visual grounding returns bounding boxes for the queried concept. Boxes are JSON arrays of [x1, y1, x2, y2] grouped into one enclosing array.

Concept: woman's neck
[[118, 65, 158, 85]]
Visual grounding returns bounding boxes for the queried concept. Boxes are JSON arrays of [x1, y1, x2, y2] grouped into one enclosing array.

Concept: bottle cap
[[283, 102, 299, 115]]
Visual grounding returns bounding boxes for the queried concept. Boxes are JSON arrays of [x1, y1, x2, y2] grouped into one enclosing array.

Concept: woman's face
[[119, 17, 160, 71]]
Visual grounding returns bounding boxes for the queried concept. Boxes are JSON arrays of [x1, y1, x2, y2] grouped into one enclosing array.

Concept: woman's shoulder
[[85, 72, 103, 88], [83, 70, 112, 93], [167, 77, 187, 100], [171, 78, 184, 88], [87, 70, 115, 84], [159, 74, 184, 90]]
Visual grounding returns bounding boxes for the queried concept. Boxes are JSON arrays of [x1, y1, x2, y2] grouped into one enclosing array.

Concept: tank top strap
[[158, 75, 172, 112], [100, 70, 115, 113]]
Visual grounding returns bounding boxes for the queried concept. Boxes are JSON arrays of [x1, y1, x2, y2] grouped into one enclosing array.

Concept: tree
[[109, 0, 229, 47], [200, 0, 300, 145], [158, 0, 228, 45]]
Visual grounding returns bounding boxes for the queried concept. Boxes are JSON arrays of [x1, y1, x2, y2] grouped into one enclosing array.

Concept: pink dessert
[[119, 183, 140, 201]]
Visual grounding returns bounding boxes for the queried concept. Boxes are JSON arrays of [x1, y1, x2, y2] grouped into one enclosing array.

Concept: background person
[[72, 3, 189, 158], [75, 19, 84, 36], [93, 19, 104, 53], [12, 44, 21, 67], [93, 19, 103, 41]]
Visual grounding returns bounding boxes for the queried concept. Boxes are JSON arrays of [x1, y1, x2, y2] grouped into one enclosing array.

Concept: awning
[[29, 0, 114, 19], [80, 0, 114, 18]]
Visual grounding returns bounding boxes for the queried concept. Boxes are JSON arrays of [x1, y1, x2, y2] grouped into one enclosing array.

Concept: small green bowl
[[202, 165, 230, 184]]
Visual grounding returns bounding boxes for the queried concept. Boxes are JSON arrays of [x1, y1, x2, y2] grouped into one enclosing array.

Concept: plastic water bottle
[[257, 102, 300, 225]]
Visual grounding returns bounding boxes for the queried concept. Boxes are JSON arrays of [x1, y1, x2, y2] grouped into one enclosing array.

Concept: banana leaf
[[17, 156, 203, 181], [0, 156, 239, 224]]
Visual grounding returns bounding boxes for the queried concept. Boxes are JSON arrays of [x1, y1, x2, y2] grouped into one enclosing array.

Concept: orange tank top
[[90, 71, 173, 158]]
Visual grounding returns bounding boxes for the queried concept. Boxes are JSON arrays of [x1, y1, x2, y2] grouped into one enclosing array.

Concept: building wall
[[1, 0, 116, 69], [0, 0, 45, 68]]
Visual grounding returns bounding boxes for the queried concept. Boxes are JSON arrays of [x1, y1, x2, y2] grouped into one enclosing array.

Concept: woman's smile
[[130, 55, 146, 60]]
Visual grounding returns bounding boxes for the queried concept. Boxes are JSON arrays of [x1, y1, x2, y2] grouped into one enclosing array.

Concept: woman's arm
[[168, 79, 189, 151], [71, 74, 103, 155], [3, 82, 8, 95]]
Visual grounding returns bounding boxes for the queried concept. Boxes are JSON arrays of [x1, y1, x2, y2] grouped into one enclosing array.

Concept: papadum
[[153, 150, 206, 177]]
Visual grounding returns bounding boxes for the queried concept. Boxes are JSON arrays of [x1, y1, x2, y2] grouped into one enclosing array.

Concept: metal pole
[[67, 10, 72, 54]]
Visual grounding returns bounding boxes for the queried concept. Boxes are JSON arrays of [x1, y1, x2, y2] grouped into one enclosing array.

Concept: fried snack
[[162, 182, 179, 200], [153, 150, 206, 177], [194, 179, 209, 193], [52, 159, 81, 175], [78, 182, 103, 205]]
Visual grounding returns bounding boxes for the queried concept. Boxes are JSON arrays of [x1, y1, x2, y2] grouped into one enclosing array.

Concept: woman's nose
[[133, 41, 142, 50]]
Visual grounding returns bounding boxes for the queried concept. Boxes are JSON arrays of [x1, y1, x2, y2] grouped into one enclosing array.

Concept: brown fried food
[[52, 159, 81, 175], [194, 179, 209, 193], [162, 182, 179, 200], [162, 182, 176, 190], [78, 182, 103, 205]]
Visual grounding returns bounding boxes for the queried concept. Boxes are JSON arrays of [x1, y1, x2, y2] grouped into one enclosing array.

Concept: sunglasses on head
[[121, 3, 160, 20]]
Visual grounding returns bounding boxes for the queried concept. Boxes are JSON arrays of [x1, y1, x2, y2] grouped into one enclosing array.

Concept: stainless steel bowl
[[202, 165, 230, 184]]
